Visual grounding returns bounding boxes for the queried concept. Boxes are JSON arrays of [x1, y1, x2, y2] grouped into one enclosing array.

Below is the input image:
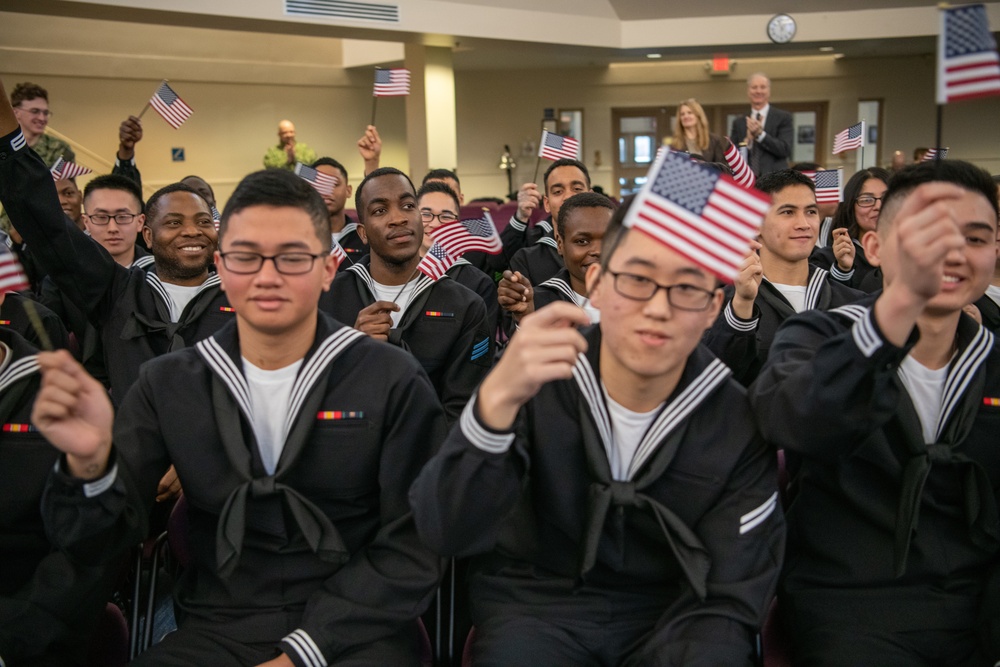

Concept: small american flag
[[922, 147, 950, 161], [430, 210, 503, 257], [330, 242, 348, 268], [416, 243, 456, 281], [623, 150, 770, 283], [373, 68, 411, 97], [723, 141, 755, 188], [0, 249, 30, 294], [832, 122, 865, 154], [538, 131, 580, 161], [938, 4, 1000, 103], [294, 163, 338, 196], [809, 169, 843, 204], [211, 205, 221, 231], [149, 82, 193, 129], [50, 157, 92, 180]]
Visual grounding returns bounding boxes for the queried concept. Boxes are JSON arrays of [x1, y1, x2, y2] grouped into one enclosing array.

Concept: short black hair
[[221, 169, 331, 251], [879, 159, 999, 232], [180, 174, 216, 198], [543, 158, 590, 193], [756, 169, 815, 196], [422, 169, 460, 189], [833, 167, 890, 239], [311, 157, 348, 182], [790, 162, 821, 172], [354, 167, 416, 223], [145, 183, 208, 225], [599, 195, 634, 272], [83, 174, 144, 213], [416, 181, 460, 212], [556, 191, 615, 238]]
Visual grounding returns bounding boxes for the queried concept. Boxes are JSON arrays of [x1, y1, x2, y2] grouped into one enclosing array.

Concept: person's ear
[[861, 229, 881, 267], [142, 224, 153, 248]]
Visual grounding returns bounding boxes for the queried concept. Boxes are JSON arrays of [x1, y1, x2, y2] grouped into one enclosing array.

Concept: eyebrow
[[961, 221, 997, 233], [226, 240, 315, 250]]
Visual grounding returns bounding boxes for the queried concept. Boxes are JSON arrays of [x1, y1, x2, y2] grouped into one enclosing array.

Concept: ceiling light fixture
[[646, 53, 662, 59]]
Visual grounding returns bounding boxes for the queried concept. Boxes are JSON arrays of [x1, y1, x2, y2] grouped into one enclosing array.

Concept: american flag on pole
[[330, 242, 348, 268], [294, 163, 338, 196], [149, 82, 193, 129], [623, 149, 770, 283], [430, 210, 503, 257], [938, 4, 1000, 103], [50, 157, 92, 180], [373, 68, 411, 97], [922, 147, 950, 161], [416, 243, 457, 281], [809, 169, 843, 204], [538, 131, 580, 161], [832, 121, 865, 154], [211, 205, 221, 231], [0, 248, 30, 294], [723, 141, 755, 188]]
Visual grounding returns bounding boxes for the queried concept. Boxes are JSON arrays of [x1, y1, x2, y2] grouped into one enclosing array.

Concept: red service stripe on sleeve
[[3, 424, 36, 432], [316, 411, 365, 420]]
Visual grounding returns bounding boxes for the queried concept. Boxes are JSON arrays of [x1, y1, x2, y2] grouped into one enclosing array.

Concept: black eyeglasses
[[608, 271, 717, 311], [219, 251, 325, 275], [419, 210, 459, 224], [86, 213, 138, 226], [855, 195, 885, 208]]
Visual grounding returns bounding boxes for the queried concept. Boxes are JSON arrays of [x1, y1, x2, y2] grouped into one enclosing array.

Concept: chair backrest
[[87, 602, 129, 667], [167, 493, 192, 568]]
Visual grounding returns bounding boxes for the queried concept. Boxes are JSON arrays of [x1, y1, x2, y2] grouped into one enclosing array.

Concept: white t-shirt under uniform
[[371, 279, 418, 328], [769, 283, 807, 313], [897, 355, 949, 445], [603, 384, 664, 481], [242, 357, 304, 475], [160, 282, 204, 322]]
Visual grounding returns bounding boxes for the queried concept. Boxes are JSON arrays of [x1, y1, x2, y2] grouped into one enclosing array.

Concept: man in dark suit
[[730, 73, 793, 177]]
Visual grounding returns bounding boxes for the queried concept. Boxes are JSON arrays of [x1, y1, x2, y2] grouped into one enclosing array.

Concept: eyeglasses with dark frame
[[607, 270, 717, 311], [855, 195, 885, 208], [219, 251, 326, 275], [85, 213, 139, 226], [419, 210, 459, 224]]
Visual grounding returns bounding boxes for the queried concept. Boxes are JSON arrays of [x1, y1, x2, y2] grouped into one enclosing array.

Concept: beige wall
[[4, 53, 998, 208], [454, 54, 1000, 199]]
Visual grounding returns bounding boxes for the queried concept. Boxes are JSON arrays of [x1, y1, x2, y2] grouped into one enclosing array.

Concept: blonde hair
[[670, 99, 710, 153]]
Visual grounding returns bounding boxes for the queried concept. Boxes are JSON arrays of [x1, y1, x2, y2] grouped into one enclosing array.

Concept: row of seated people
[[2, 71, 999, 666]]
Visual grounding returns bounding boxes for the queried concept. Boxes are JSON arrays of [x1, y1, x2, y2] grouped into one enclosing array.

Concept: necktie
[[749, 112, 763, 176]]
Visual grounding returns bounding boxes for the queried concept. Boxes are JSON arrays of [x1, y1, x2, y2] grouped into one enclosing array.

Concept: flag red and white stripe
[[430, 210, 503, 257], [921, 147, 950, 162], [50, 157, 92, 180], [373, 68, 411, 97], [832, 121, 865, 154], [806, 169, 843, 204], [938, 4, 1000, 103], [416, 243, 457, 281], [330, 242, 348, 268], [149, 82, 193, 129], [538, 130, 580, 161], [623, 149, 770, 283], [294, 163, 338, 196], [723, 141, 755, 188], [0, 250, 30, 294]]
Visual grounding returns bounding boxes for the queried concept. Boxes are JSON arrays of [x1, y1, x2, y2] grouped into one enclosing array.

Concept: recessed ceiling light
[[833, 53, 845, 59], [819, 46, 834, 52], [647, 53, 662, 59]]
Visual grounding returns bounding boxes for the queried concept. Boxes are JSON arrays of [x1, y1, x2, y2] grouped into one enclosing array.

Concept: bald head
[[278, 120, 296, 146], [747, 73, 771, 110]]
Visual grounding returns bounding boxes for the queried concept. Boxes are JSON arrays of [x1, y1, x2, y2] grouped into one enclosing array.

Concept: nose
[[642, 285, 672, 320]]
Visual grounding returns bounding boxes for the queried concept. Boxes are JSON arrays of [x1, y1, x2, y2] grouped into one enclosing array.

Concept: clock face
[[767, 14, 796, 44]]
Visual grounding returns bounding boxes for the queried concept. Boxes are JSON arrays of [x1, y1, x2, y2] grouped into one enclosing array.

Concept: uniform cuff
[[5, 128, 26, 152], [462, 394, 515, 453], [508, 216, 527, 232], [851, 308, 884, 358], [723, 301, 758, 332], [830, 263, 854, 281], [282, 629, 328, 667], [114, 157, 136, 168], [54, 458, 118, 498]]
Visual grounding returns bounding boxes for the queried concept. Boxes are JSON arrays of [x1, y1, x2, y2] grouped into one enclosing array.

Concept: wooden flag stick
[[532, 156, 542, 185], [392, 265, 421, 304], [934, 105, 944, 161], [21, 300, 52, 351], [370, 95, 378, 128]]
